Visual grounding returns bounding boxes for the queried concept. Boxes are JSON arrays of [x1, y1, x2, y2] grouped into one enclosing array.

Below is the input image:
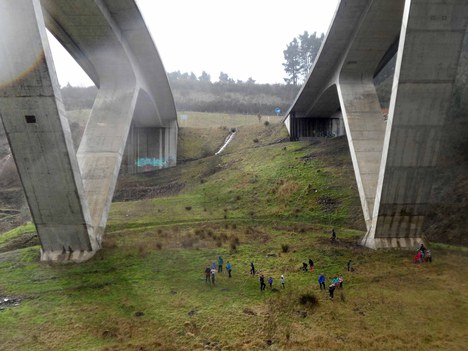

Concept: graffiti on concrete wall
[[136, 158, 167, 168]]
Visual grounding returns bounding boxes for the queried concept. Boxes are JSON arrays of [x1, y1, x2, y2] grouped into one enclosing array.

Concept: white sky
[[48, 0, 340, 87]]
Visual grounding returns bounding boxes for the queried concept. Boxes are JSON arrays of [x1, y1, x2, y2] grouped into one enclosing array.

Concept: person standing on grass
[[211, 267, 217, 286], [226, 261, 232, 278], [218, 256, 223, 273], [309, 258, 314, 272], [318, 273, 326, 290], [281, 274, 285, 289], [302, 262, 308, 272], [268, 276, 273, 288], [331, 228, 337, 243], [250, 262, 256, 275], [347, 259, 352, 272], [425, 250, 432, 263], [259, 274, 266, 291], [204, 266, 211, 284], [329, 283, 335, 299]]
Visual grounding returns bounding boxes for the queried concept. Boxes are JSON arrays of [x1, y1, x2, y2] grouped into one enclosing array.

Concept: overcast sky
[[48, 0, 340, 87]]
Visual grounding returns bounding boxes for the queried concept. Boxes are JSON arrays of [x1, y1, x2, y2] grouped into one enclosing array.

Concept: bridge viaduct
[[285, 0, 468, 248], [0, 0, 177, 261]]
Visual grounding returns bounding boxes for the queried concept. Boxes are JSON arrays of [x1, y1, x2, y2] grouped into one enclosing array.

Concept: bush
[[281, 244, 289, 253], [253, 138, 259, 143], [264, 120, 270, 126], [298, 293, 319, 306]]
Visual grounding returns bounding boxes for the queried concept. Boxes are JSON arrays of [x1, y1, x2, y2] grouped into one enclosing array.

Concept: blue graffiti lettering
[[136, 158, 167, 168]]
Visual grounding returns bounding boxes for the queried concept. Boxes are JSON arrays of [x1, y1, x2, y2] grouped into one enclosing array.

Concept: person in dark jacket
[[250, 262, 256, 275], [226, 261, 232, 277], [259, 274, 266, 291], [329, 284, 336, 299], [309, 258, 314, 272]]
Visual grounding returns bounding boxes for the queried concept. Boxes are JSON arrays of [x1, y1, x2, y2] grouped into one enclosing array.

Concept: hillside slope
[[0, 121, 467, 351]]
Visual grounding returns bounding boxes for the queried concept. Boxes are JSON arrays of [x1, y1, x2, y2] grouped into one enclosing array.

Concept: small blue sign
[[275, 107, 281, 115]]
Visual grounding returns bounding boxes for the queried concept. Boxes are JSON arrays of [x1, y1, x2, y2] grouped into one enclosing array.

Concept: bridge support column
[[0, 0, 178, 261], [0, 0, 98, 261], [122, 121, 178, 174], [362, 0, 468, 248]]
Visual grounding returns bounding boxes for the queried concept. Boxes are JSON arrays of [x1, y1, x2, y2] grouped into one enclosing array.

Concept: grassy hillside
[[1, 118, 467, 351]]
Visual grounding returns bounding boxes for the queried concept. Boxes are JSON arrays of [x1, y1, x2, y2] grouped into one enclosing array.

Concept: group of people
[[204, 256, 232, 286], [318, 273, 344, 299], [259, 273, 285, 290], [205, 253, 351, 301], [413, 243, 432, 264]]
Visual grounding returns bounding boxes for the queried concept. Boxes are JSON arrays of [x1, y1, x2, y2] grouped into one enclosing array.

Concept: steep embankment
[[112, 122, 364, 231]]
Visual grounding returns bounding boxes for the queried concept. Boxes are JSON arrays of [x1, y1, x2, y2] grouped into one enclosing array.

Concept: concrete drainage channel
[[215, 128, 236, 155]]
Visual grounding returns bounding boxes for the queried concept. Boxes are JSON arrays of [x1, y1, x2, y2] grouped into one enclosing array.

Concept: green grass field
[[0, 113, 467, 351]]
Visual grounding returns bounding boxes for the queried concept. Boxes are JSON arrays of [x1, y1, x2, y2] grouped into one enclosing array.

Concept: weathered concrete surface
[[364, 0, 468, 248], [286, 0, 468, 248], [0, 0, 177, 261], [0, 0, 97, 261]]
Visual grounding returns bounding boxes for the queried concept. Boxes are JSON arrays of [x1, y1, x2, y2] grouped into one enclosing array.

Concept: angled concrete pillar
[[285, 0, 468, 248], [0, 0, 177, 261], [0, 0, 98, 261], [337, 0, 405, 228], [362, 0, 468, 248]]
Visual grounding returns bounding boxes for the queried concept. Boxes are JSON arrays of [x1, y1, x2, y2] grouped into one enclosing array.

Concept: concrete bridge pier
[[0, 0, 177, 261], [122, 121, 178, 174], [0, 0, 98, 261], [288, 111, 344, 140], [285, 0, 468, 248]]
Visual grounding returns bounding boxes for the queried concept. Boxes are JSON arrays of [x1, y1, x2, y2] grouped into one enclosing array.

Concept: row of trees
[[60, 73, 300, 115], [283, 31, 324, 86], [168, 70, 256, 85]]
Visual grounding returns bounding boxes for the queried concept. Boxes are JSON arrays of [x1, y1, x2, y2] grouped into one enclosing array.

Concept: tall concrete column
[[363, 0, 468, 248], [0, 0, 178, 261], [0, 0, 97, 261], [337, 0, 405, 228]]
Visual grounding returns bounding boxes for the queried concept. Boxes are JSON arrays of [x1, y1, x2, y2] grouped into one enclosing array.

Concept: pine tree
[[282, 38, 301, 86], [283, 32, 324, 85]]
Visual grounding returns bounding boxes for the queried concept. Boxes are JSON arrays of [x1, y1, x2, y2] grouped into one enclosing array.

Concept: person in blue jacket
[[318, 273, 326, 290], [226, 261, 232, 278]]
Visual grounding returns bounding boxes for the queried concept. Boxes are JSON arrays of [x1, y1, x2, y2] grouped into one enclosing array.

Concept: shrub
[[253, 138, 259, 143], [281, 244, 289, 253], [185, 206, 192, 211], [298, 293, 319, 306], [264, 120, 270, 126]]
